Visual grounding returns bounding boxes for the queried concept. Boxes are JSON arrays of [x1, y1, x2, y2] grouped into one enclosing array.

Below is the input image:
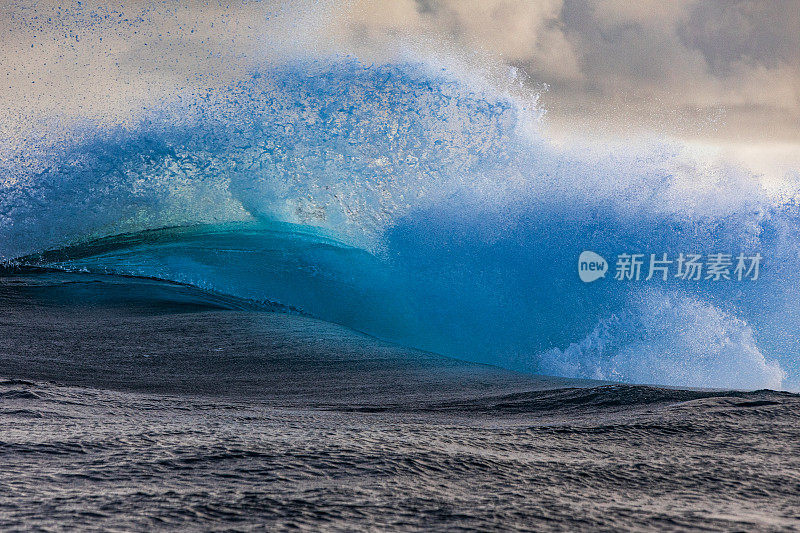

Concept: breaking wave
[[2, 58, 799, 390]]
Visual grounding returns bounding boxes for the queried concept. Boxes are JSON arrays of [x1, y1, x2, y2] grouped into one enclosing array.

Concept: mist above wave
[[2, 58, 798, 390]]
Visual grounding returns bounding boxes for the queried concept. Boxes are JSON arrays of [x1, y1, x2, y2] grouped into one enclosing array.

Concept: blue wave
[[2, 59, 798, 390]]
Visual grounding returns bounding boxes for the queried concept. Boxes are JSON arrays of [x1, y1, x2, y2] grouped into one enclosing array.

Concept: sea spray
[[2, 59, 798, 389]]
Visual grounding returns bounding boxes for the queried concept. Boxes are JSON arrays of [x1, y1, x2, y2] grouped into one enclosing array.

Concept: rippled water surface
[[1, 271, 799, 531]]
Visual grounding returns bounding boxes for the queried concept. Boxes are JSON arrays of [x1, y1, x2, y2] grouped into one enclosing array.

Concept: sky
[[1, 0, 798, 178]]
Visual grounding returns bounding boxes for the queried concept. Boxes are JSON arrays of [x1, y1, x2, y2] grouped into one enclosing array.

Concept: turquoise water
[[2, 60, 799, 389]]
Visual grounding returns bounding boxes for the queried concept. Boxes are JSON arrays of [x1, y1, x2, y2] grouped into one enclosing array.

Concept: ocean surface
[[1, 270, 799, 531], [2, 53, 800, 531]]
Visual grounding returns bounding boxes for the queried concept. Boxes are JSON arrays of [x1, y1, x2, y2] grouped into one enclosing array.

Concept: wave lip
[[2, 59, 798, 391]]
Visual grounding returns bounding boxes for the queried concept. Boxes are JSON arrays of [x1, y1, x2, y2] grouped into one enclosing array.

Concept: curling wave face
[[2, 59, 799, 390]]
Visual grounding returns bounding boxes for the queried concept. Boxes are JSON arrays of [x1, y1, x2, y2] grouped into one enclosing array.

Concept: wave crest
[[2, 58, 799, 390]]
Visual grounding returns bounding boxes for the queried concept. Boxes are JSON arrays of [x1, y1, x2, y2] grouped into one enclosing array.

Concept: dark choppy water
[[1, 271, 800, 531]]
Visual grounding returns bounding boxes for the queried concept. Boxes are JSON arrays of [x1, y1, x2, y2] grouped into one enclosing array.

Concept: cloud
[[0, 0, 798, 145], [307, 0, 799, 143]]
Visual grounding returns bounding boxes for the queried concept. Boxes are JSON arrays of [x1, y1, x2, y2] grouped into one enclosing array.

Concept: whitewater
[[2, 25, 800, 530], [2, 58, 797, 390]]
